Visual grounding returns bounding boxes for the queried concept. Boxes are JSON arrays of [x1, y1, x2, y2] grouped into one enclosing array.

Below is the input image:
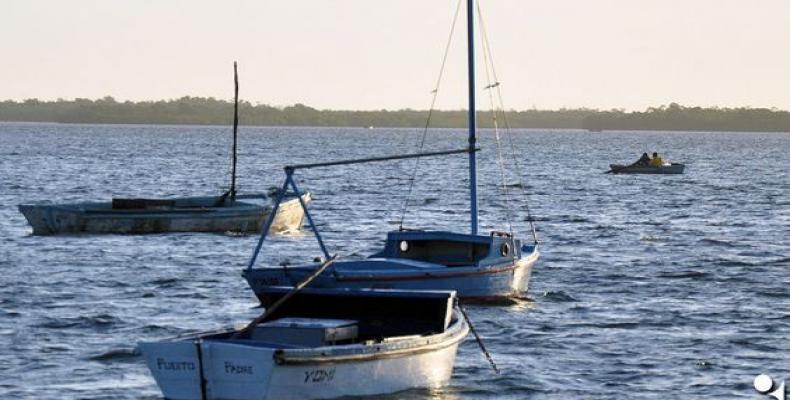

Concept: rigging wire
[[396, 0, 463, 230], [395, 0, 540, 245], [476, 1, 539, 244], [476, 4, 515, 239]]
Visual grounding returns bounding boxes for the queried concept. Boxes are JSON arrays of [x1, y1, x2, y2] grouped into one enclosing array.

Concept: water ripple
[[1, 125, 788, 399]]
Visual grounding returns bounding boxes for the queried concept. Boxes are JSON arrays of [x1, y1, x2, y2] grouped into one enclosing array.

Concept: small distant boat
[[608, 163, 685, 174], [18, 63, 311, 235], [139, 287, 468, 400]]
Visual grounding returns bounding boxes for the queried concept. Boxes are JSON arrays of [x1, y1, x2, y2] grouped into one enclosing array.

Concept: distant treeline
[[2, 97, 790, 132], [582, 103, 790, 132]]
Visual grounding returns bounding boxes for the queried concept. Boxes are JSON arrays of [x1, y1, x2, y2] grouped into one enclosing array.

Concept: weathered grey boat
[[608, 163, 685, 174], [18, 193, 310, 235], [18, 63, 313, 235]]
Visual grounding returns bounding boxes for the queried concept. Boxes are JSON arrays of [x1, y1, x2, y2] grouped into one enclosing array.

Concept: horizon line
[[4, 96, 790, 114]]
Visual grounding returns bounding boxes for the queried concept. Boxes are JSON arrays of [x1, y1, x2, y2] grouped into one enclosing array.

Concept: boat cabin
[[369, 230, 525, 268], [245, 287, 455, 341]]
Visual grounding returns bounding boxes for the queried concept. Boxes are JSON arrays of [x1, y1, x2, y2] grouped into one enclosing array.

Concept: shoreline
[[3, 99, 790, 133], [1, 120, 789, 134]]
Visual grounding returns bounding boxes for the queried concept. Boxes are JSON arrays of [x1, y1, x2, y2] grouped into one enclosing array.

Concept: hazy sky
[[2, 0, 789, 111]]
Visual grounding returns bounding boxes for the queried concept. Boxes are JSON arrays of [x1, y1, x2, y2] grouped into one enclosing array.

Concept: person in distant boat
[[635, 152, 651, 166], [649, 152, 664, 167]]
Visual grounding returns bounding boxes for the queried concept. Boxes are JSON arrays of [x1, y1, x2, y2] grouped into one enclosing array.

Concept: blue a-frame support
[[245, 148, 477, 269], [247, 168, 330, 269]]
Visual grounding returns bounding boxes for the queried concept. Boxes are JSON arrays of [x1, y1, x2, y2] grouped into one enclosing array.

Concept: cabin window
[[395, 240, 489, 267], [500, 242, 510, 257]]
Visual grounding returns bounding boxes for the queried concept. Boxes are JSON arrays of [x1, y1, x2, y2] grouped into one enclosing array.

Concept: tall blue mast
[[467, 0, 479, 235]]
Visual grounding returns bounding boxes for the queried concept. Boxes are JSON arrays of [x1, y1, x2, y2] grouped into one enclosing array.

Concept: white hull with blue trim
[[244, 230, 538, 300]]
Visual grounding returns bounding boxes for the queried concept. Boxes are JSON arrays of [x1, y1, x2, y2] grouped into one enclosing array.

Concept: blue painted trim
[[467, 0, 478, 236]]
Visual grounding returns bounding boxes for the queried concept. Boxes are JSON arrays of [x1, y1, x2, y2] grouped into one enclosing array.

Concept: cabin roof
[[385, 230, 492, 244]]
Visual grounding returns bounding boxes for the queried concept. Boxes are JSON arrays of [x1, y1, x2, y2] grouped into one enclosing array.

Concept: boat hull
[[18, 194, 309, 235], [608, 163, 685, 174], [266, 338, 460, 399], [139, 311, 467, 399], [244, 247, 539, 300]]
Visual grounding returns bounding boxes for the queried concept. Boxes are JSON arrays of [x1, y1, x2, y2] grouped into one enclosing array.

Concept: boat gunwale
[[272, 312, 469, 365], [245, 247, 539, 283], [608, 163, 685, 174], [18, 195, 307, 220], [19, 196, 307, 214], [337, 253, 537, 282], [141, 309, 468, 366]]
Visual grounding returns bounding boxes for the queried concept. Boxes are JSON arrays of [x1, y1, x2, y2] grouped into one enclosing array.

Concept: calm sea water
[[0, 123, 788, 399]]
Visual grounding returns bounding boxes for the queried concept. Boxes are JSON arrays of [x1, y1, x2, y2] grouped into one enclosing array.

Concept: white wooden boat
[[139, 288, 468, 400]]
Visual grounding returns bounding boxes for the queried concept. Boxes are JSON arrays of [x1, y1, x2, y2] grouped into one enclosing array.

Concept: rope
[[476, 2, 539, 244], [233, 255, 338, 339], [458, 304, 500, 374], [396, 0, 463, 230]]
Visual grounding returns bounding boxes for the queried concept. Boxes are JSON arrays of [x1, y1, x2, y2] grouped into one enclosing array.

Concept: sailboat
[[241, 1, 539, 300], [17, 63, 310, 235]]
